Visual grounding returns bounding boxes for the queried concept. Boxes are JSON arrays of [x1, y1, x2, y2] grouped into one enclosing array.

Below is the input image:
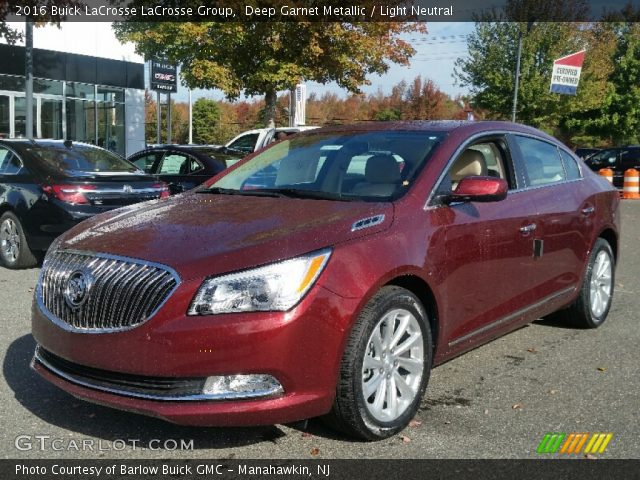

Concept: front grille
[[35, 347, 205, 399], [38, 250, 179, 332]]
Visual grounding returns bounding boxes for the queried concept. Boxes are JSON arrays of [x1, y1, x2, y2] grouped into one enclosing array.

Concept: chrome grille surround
[[36, 250, 180, 333]]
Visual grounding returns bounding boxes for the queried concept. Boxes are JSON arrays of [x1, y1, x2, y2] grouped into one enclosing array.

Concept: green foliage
[[192, 98, 220, 144]]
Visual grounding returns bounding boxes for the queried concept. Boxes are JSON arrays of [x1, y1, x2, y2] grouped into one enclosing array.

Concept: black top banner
[[4, 0, 640, 22]]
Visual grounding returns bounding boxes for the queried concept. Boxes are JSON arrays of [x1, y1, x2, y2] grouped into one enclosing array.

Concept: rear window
[[28, 145, 140, 175]]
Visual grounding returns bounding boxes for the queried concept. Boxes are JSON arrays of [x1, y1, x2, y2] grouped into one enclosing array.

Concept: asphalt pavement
[[1, 202, 638, 459]]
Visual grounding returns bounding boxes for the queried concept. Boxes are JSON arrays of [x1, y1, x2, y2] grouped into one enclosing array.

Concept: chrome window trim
[[36, 249, 181, 334], [424, 130, 584, 210], [32, 346, 284, 401]]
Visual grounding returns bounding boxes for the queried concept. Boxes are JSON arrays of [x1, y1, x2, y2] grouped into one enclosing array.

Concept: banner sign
[[150, 58, 177, 93], [550, 50, 585, 95]]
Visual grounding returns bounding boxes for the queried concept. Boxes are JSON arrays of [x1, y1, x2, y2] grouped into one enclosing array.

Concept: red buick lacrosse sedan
[[31, 121, 619, 440]]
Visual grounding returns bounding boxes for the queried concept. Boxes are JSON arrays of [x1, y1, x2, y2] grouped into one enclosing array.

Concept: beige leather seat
[[351, 154, 401, 197], [450, 149, 488, 189]]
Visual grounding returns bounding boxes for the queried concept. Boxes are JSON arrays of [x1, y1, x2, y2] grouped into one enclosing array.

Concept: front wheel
[[557, 238, 615, 328], [325, 286, 432, 440]]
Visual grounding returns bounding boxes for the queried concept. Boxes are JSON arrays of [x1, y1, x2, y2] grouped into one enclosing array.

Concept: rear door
[[155, 151, 195, 194], [509, 134, 588, 298]]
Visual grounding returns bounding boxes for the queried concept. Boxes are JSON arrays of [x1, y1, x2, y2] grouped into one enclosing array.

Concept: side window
[[158, 153, 190, 174], [438, 138, 513, 195], [132, 153, 158, 173], [621, 149, 640, 170], [0, 148, 23, 174], [559, 149, 581, 180], [189, 158, 203, 173], [227, 133, 259, 153], [514, 136, 566, 186]]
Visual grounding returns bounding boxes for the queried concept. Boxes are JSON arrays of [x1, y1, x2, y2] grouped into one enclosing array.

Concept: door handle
[[519, 223, 537, 234], [581, 206, 595, 216]]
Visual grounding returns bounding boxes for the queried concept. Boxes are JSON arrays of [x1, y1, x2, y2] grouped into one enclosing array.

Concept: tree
[[454, 0, 619, 144], [192, 98, 220, 144], [113, 19, 425, 127]]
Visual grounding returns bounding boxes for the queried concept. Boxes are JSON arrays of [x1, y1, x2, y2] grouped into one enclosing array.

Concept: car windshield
[[204, 131, 445, 201], [28, 145, 141, 175]]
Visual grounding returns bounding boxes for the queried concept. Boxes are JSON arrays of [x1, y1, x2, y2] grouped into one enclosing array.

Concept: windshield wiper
[[253, 188, 359, 201], [196, 187, 284, 197]]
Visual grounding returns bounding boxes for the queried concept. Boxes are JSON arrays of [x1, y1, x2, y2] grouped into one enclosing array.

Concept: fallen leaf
[[88, 413, 95, 418], [301, 432, 312, 438], [549, 389, 557, 395], [484, 409, 489, 415], [400, 435, 411, 444], [526, 347, 537, 353], [409, 419, 422, 428], [310, 447, 320, 456], [444, 420, 451, 425], [512, 403, 523, 410], [585, 454, 597, 460], [597, 367, 606, 372]]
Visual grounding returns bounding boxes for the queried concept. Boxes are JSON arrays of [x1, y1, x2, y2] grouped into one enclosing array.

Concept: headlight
[[188, 249, 331, 315]]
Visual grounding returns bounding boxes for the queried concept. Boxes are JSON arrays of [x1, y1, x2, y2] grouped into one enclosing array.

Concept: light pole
[[511, 21, 534, 123], [25, 19, 34, 139]]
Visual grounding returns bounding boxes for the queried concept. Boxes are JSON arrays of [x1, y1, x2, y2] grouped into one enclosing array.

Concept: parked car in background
[[31, 121, 619, 440], [584, 145, 640, 188], [220, 126, 320, 155], [128, 145, 243, 195], [0, 139, 168, 268], [575, 147, 600, 160]]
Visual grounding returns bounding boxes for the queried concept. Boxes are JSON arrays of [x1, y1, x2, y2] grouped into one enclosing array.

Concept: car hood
[[59, 192, 393, 280]]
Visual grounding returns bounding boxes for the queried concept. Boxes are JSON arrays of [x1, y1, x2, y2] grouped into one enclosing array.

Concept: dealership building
[[0, 43, 145, 156]]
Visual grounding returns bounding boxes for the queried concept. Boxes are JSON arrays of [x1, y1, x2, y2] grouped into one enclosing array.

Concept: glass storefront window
[[97, 86, 124, 103], [97, 102, 125, 156], [40, 98, 63, 139], [14, 97, 37, 138], [66, 99, 96, 145], [0, 74, 25, 92], [66, 82, 95, 100], [0, 96, 9, 138], [34, 79, 63, 96]]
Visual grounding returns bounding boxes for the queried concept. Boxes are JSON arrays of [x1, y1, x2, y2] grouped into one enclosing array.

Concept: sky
[[4, 21, 474, 103]]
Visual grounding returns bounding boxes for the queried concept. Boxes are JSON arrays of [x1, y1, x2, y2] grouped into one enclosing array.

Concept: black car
[[574, 147, 600, 160], [0, 139, 169, 269], [128, 145, 243, 195], [584, 146, 640, 188]]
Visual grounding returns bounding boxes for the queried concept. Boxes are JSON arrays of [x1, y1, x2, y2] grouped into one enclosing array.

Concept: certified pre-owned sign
[[150, 58, 177, 93]]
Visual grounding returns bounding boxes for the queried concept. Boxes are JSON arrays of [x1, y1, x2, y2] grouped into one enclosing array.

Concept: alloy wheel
[[590, 250, 612, 318], [0, 218, 20, 263], [361, 308, 424, 422]]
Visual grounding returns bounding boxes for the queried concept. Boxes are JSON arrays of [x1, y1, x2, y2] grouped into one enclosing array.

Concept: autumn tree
[[113, 19, 425, 128], [192, 98, 220, 144]]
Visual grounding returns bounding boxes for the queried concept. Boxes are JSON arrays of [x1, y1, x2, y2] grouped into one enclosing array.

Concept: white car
[[224, 126, 319, 154]]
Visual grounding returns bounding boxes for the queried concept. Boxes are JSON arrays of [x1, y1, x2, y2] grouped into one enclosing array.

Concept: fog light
[[202, 374, 283, 399]]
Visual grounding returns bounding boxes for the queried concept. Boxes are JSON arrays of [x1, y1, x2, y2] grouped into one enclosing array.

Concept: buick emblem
[[63, 270, 93, 309], [123, 184, 133, 193]]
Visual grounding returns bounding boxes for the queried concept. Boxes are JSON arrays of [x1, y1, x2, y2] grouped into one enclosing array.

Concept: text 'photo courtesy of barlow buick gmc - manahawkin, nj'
[[28, 121, 619, 440]]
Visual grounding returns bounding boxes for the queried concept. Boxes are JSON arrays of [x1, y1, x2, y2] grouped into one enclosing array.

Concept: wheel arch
[[597, 227, 618, 262], [384, 274, 440, 356]]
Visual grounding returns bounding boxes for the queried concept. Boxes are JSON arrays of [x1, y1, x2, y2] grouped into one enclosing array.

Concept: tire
[[556, 238, 615, 329], [0, 212, 38, 269], [325, 286, 432, 440]]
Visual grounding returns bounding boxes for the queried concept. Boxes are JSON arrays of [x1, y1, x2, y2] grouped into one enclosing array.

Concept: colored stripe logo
[[537, 433, 613, 455]]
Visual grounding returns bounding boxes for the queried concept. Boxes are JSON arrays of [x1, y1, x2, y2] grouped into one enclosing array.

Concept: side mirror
[[443, 176, 508, 204]]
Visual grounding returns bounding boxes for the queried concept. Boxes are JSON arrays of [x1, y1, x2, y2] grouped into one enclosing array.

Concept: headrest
[[365, 154, 401, 184], [451, 149, 487, 180]]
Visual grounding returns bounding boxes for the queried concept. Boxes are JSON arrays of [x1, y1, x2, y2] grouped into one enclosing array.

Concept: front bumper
[[31, 282, 361, 426]]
